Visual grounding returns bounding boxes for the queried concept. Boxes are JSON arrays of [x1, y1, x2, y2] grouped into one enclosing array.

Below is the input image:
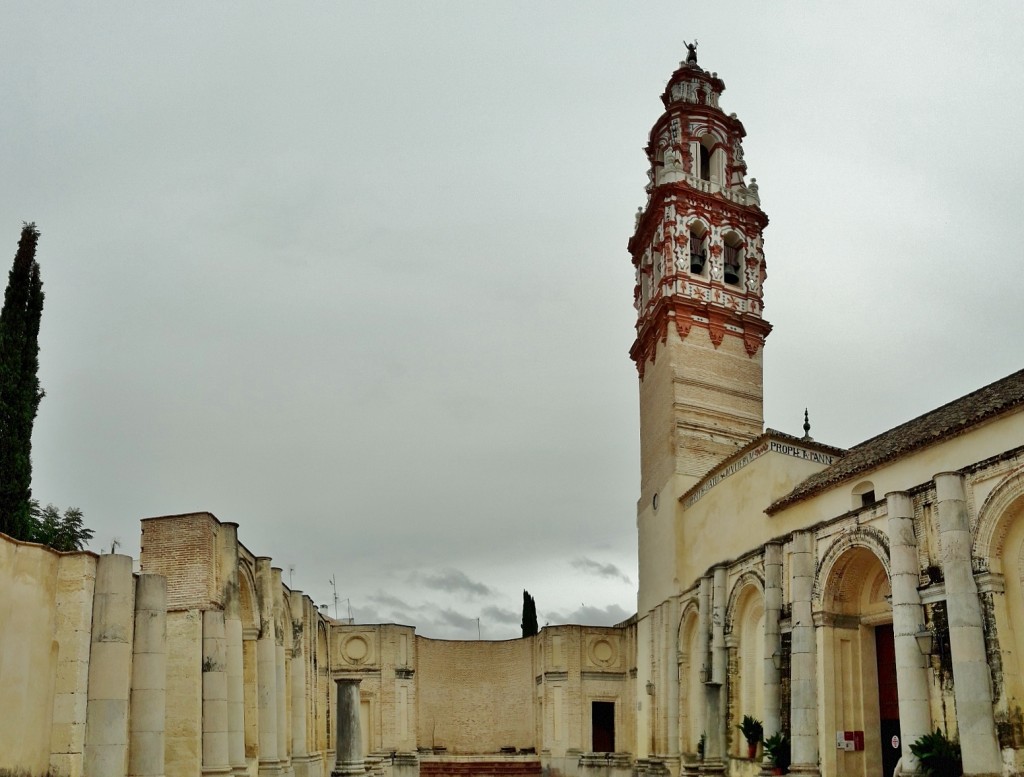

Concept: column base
[[292, 754, 318, 777], [787, 764, 820, 777], [259, 759, 284, 776], [332, 759, 367, 777], [697, 759, 726, 777], [202, 767, 233, 776]]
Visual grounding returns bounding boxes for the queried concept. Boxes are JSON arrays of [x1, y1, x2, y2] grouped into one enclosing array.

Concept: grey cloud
[[481, 605, 519, 624], [571, 557, 631, 584], [367, 591, 413, 610], [409, 569, 492, 598], [434, 608, 479, 631], [545, 604, 633, 628]]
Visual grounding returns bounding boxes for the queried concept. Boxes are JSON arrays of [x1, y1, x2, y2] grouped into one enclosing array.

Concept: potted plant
[[762, 732, 790, 775], [909, 729, 962, 777], [737, 715, 763, 759]]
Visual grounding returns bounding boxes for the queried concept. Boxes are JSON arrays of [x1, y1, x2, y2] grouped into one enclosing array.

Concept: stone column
[[666, 597, 681, 763], [221, 523, 247, 777], [934, 473, 1001, 776], [256, 558, 281, 776], [709, 568, 728, 766], [290, 592, 312, 777], [203, 610, 231, 775], [789, 532, 819, 777], [761, 543, 783, 747], [331, 679, 364, 777], [277, 644, 291, 775], [683, 578, 710, 776], [84, 553, 135, 777], [128, 573, 166, 777], [273, 568, 292, 776], [887, 491, 932, 774]]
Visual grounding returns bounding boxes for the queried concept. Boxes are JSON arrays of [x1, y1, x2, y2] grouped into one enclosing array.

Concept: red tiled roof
[[766, 368, 1024, 513]]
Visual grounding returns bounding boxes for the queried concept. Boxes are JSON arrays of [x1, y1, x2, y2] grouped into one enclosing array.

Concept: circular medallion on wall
[[589, 637, 618, 667], [343, 634, 370, 664]]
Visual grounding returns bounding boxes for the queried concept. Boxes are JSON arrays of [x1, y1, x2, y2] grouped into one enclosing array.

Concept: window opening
[[723, 243, 741, 285], [699, 145, 711, 181], [690, 232, 707, 274]]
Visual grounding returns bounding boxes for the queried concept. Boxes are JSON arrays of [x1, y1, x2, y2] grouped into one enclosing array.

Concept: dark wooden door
[[592, 701, 615, 752], [876, 624, 901, 777]]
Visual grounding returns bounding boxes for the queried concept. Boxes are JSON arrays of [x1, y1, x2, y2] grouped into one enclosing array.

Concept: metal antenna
[[328, 575, 339, 619]]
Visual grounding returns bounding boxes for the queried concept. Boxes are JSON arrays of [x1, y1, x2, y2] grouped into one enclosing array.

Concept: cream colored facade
[[3, 49, 1024, 777]]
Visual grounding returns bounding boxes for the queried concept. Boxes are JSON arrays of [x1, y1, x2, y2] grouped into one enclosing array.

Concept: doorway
[[592, 701, 615, 752], [876, 625, 900, 777]]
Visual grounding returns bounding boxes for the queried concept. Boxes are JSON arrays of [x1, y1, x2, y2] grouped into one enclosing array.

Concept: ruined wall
[[140, 512, 220, 609], [0, 533, 97, 777], [416, 636, 535, 754]]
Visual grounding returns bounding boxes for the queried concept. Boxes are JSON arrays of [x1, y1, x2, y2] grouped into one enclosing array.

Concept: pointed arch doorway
[[818, 544, 894, 777]]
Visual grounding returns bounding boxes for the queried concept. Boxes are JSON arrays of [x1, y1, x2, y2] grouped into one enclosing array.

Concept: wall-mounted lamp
[[646, 681, 656, 696], [914, 627, 935, 656], [771, 651, 783, 671], [698, 665, 710, 684]]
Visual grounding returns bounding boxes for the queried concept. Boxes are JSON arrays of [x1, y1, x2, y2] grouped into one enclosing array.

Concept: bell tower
[[631, 45, 770, 610]]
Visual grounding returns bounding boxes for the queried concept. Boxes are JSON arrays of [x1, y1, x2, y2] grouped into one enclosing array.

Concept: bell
[[724, 268, 740, 284]]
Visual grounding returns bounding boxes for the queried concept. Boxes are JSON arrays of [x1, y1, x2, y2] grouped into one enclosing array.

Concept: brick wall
[[140, 513, 219, 610], [416, 637, 535, 754]]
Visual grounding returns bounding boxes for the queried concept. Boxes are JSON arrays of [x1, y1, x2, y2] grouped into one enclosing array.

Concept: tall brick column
[[666, 596, 680, 764], [220, 523, 247, 777], [789, 532, 819, 777], [128, 573, 166, 777], [272, 568, 292, 776], [886, 491, 932, 774], [761, 543, 783, 751], [84, 554, 135, 777], [256, 558, 281, 776], [290, 592, 312, 777], [701, 566, 727, 776], [202, 610, 231, 775], [934, 473, 1001, 777]]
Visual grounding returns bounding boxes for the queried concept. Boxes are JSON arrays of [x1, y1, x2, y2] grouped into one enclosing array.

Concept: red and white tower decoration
[[631, 47, 771, 612], [629, 45, 770, 376]]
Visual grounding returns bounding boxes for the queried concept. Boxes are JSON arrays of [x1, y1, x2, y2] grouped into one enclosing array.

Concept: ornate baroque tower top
[[628, 44, 770, 375]]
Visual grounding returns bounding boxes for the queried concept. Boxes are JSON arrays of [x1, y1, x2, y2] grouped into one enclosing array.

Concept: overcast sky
[[3, 3, 1023, 639]]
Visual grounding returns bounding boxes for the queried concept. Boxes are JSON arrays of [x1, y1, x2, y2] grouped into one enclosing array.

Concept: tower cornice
[[629, 294, 772, 378], [629, 183, 767, 259]]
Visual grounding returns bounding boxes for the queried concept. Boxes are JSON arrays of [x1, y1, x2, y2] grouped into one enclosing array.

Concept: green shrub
[[909, 729, 962, 777]]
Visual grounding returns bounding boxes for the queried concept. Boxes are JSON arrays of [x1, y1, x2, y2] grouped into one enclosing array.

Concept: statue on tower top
[[684, 40, 698, 65]]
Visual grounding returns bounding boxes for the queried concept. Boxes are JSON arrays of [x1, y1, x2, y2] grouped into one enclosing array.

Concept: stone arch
[[678, 603, 703, 754], [237, 560, 260, 635], [813, 527, 890, 610], [725, 571, 764, 635], [973, 465, 1024, 561], [236, 559, 260, 762], [973, 466, 1024, 714], [281, 593, 293, 650], [315, 619, 330, 758], [726, 574, 765, 757], [814, 539, 893, 777]]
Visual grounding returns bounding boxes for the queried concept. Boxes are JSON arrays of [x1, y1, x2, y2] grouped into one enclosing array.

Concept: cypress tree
[[521, 590, 539, 637], [0, 223, 44, 539]]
